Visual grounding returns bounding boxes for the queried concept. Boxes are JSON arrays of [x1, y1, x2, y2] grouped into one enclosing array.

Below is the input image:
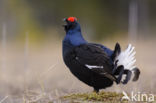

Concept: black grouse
[[62, 17, 140, 92]]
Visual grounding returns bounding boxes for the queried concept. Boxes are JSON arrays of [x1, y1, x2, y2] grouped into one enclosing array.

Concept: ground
[[0, 38, 156, 102], [61, 91, 124, 103], [23, 91, 156, 103]]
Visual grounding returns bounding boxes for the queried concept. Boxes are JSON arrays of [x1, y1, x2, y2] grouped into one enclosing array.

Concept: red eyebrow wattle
[[67, 17, 77, 22]]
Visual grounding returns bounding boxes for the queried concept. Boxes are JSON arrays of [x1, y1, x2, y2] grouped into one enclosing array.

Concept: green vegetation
[[1, 0, 156, 41], [61, 91, 156, 103], [61, 91, 126, 103]]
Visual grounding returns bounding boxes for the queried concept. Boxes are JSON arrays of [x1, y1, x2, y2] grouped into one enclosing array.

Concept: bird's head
[[63, 17, 80, 33]]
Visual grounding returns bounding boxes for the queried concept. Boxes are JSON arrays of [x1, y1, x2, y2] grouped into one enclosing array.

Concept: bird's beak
[[63, 18, 67, 22], [62, 18, 67, 27]]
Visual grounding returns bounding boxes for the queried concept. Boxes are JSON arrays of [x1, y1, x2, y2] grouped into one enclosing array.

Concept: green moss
[[61, 91, 127, 103]]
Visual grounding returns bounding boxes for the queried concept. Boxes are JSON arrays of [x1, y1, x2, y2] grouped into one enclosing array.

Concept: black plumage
[[62, 17, 140, 92]]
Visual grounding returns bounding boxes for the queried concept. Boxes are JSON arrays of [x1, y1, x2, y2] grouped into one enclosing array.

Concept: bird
[[62, 17, 140, 92]]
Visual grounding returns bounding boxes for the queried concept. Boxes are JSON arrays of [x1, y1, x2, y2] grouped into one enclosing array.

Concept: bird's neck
[[64, 29, 87, 46], [63, 30, 87, 56]]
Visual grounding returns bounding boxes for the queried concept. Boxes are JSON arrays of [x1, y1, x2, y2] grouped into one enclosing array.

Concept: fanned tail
[[116, 44, 136, 70], [113, 43, 140, 84]]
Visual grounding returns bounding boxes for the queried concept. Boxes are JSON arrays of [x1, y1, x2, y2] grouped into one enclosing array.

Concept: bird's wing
[[90, 43, 113, 57], [73, 44, 116, 81]]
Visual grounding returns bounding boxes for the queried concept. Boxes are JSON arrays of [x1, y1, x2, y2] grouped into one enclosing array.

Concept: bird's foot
[[93, 88, 99, 93]]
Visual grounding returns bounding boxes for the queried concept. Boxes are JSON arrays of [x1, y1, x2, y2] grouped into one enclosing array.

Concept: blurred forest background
[[0, 0, 156, 102], [0, 0, 156, 40]]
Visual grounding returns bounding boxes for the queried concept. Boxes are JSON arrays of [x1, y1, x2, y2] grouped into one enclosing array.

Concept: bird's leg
[[93, 88, 99, 93], [122, 70, 132, 84]]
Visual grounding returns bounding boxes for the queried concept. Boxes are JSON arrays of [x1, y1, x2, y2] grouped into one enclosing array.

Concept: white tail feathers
[[116, 44, 136, 70]]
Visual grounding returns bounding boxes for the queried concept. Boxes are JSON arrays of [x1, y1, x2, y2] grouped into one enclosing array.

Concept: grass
[[61, 91, 156, 103], [0, 39, 156, 102], [21, 90, 156, 103], [61, 91, 126, 103]]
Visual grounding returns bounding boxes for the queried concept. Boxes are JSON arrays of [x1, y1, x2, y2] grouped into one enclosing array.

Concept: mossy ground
[[61, 91, 156, 103], [61, 91, 126, 103]]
